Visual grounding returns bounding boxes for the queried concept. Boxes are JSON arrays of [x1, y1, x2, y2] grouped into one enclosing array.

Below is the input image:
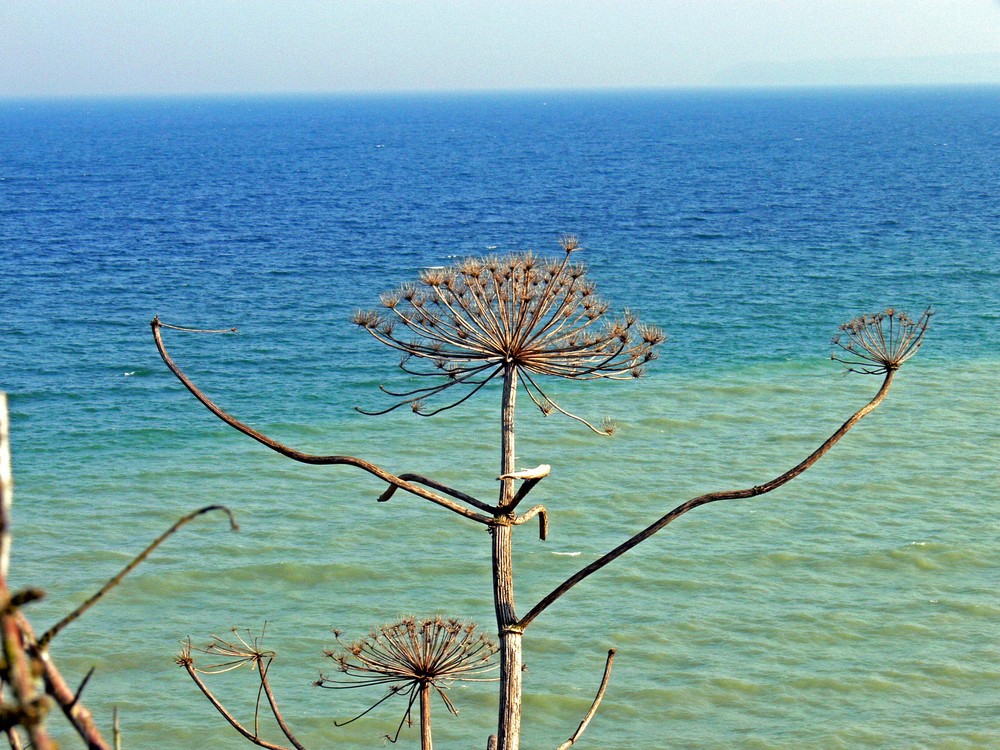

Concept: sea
[[1, 87, 997, 749]]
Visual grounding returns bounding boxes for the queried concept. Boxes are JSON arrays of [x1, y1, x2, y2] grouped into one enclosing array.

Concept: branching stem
[[152, 318, 493, 526], [180, 658, 296, 750], [518, 370, 896, 630]]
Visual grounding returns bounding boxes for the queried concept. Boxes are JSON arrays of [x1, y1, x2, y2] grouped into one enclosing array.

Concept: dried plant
[[832, 307, 932, 374], [0, 393, 236, 750], [352, 237, 665, 433], [153, 240, 930, 750], [318, 617, 498, 748], [176, 618, 495, 750], [178, 627, 307, 750]]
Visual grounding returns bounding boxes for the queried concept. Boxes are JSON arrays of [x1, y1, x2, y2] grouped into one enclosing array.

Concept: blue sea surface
[[1, 87, 998, 749]]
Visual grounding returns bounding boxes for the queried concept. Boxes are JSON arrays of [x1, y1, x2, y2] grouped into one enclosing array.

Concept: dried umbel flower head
[[832, 307, 932, 374], [177, 626, 275, 674], [354, 240, 665, 432], [318, 617, 498, 742]]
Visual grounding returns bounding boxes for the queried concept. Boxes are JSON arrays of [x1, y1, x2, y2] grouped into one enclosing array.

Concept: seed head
[[832, 307, 931, 375], [179, 626, 275, 675], [355, 240, 664, 432], [319, 617, 498, 742]]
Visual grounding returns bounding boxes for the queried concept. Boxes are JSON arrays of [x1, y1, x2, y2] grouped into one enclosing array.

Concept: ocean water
[[1, 87, 998, 749]]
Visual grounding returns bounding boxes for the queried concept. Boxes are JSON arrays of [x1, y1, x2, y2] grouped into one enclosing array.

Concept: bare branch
[[155, 322, 239, 334], [555, 649, 617, 750], [510, 506, 548, 541], [39, 505, 238, 648], [377, 473, 497, 514], [499, 464, 550, 514], [4, 720, 24, 750], [519, 370, 896, 630], [152, 318, 493, 526], [258, 661, 308, 750], [498, 464, 550, 481], [178, 650, 296, 750], [15, 614, 107, 750], [0, 394, 57, 750]]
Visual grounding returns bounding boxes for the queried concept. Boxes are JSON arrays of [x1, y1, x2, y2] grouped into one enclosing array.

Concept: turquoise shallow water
[[1, 88, 998, 748]]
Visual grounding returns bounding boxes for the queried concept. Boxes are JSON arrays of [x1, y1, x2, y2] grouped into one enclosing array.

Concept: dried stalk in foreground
[[179, 618, 496, 750], [0, 393, 52, 749], [1, 395, 238, 749], [555, 649, 617, 750]]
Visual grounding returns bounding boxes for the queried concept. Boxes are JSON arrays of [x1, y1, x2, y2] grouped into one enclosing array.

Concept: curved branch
[[518, 370, 609, 435], [510, 506, 548, 541], [500, 464, 550, 514], [555, 649, 617, 750], [519, 370, 896, 630], [377, 474, 498, 514], [39, 505, 238, 648], [179, 655, 295, 750], [151, 318, 492, 526]]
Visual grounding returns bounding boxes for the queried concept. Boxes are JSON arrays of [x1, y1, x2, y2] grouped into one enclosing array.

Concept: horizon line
[[3, 80, 1000, 105]]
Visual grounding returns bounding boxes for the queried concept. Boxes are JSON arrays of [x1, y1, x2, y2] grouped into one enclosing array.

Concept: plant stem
[[493, 366, 522, 750], [419, 682, 433, 750]]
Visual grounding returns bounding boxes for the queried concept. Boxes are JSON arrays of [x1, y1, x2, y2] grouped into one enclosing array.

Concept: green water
[[9, 357, 997, 748]]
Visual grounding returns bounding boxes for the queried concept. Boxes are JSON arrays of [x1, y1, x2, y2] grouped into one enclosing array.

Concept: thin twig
[[39, 505, 238, 648], [69, 667, 96, 708], [519, 370, 896, 630], [179, 656, 295, 750], [378, 473, 497, 514], [155, 322, 239, 334], [555, 649, 617, 750], [258, 661, 308, 750]]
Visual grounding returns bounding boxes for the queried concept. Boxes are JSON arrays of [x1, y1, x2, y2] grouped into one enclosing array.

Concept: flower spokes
[[832, 307, 932, 374], [355, 241, 664, 428], [318, 617, 498, 740], [180, 625, 275, 675]]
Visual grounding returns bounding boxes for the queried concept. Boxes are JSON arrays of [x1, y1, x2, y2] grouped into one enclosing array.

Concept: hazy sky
[[3, 1, 1000, 98]]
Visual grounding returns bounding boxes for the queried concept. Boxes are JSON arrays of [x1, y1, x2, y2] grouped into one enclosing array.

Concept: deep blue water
[[1, 88, 998, 749]]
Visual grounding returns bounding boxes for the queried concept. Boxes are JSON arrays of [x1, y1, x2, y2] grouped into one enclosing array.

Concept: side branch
[[178, 654, 297, 750], [259, 661, 308, 750], [39, 505, 238, 648], [519, 370, 896, 630], [377, 473, 497, 514], [499, 464, 551, 514], [510, 506, 548, 541], [151, 318, 493, 526], [555, 649, 617, 750], [15, 614, 108, 750]]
